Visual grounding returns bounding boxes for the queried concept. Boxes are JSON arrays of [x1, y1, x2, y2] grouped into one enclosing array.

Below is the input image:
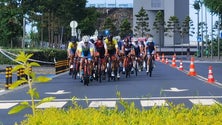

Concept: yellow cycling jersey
[[68, 42, 78, 49], [105, 38, 118, 50]]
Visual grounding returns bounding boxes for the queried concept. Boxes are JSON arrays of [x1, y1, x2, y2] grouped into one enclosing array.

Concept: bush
[[19, 102, 222, 125], [0, 48, 67, 65]]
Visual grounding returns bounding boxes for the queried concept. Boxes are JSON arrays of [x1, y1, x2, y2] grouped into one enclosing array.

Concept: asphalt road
[[0, 58, 222, 125]]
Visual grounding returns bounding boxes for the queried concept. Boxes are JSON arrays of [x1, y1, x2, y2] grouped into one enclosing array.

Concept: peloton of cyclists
[[77, 35, 95, 82]]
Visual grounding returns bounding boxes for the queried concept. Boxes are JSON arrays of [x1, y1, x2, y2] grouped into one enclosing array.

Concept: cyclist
[[94, 34, 107, 79], [67, 36, 78, 75], [77, 35, 95, 82], [104, 35, 120, 78], [132, 37, 142, 71], [145, 37, 155, 73], [122, 36, 135, 74]]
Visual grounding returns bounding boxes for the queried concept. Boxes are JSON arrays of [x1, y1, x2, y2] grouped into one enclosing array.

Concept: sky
[[27, 0, 220, 42]]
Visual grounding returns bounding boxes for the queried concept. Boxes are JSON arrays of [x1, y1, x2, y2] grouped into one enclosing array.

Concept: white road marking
[[1, 96, 222, 103], [45, 90, 70, 95], [162, 87, 188, 92], [36, 102, 67, 108], [89, 101, 116, 108], [189, 99, 219, 105], [0, 103, 18, 109], [141, 100, 168, 107]]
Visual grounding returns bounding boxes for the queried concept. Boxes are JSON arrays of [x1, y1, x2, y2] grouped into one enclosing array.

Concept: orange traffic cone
[[156, 53, 160, 61], [161, 53, 165, 63], [208, 66, 215, 83], [178, 60, 183, 70], [165, 58, 169, 64], [188, 57, 197, 76], [171, 55, 177, 67]]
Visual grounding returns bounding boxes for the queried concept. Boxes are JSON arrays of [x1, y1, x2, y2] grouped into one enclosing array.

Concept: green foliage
[[102, 17, 117, 36], [0, 1, 23, 47], [0, 48, 67, 64], [8, 51, 54, 115], [134, 7, 150, 37], [165, 16, 181, 37], [19, 100, 222, 125], [203, 0, 222, 15], [119, 19, 133, 39]]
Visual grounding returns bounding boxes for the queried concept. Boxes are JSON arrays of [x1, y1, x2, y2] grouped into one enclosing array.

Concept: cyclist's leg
[[146, 53, 151, 73], [79, 57, 84, 82]]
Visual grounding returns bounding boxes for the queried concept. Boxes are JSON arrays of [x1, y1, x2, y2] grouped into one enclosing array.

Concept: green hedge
[[0, 48, 67, 65], [19, 102, 222, 125]]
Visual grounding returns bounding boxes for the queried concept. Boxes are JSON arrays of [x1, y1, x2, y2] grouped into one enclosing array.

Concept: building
[[133, 0, 189, 47], [86, 0, 133, 8]]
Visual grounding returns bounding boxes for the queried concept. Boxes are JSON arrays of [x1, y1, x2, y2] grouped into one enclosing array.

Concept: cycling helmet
[[147, 37, 153, 42], [97, 34, 103, 40], [82, 35, 90, 43], [71, 36, 77, 43], [107, 35, 113, 41], [133, 37, 138, 42]]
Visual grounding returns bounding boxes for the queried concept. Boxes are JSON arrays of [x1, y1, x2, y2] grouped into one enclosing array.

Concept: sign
[[197, 36, 201, 42], [70, 21, 78, 28], [220, 32, 222, 39], [162, 87, 188, 92]]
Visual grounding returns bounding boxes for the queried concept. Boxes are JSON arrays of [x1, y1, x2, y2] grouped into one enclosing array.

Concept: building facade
[[133, 0, 189, 47]]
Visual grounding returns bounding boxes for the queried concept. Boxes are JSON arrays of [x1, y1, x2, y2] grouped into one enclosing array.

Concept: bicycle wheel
[[98, 58, 102, 83], [148, 58, 153, 77], [135, 58, 138, 76], [107, 58, 112, 82]]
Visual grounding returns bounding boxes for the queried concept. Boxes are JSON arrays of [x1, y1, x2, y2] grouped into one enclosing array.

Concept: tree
[[165, 16, 181, 53], [203, 0, 222, 58], [119, 19, 133, 39], [102, 17, 117, 36], [134, 7, 150, 37], [153, 10, 165, 52], [180, 16, 195, 55], [0, 1, 23, 48]]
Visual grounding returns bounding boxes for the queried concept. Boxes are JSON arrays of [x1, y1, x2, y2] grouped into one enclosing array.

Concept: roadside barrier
[[5, 66, 12, 89], [55, 59, 69, 75], [188, 57, 197, 76], [207, 66, 215, 83], [178, 60, 184, 70]]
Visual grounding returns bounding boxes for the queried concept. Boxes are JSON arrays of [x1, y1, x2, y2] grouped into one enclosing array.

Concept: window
[[151, 0, 161, 8]]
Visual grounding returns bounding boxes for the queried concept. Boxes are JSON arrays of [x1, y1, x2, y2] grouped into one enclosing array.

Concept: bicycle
[[106, 55, 118, 81], [71, 57, 79, 79], [147, 54, 154, 77], [125, 55, 133, 78], [93, 55, 102, 83], [82, 57, 90, 86]]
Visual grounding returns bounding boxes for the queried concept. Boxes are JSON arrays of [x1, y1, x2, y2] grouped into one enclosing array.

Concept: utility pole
[[200, 1, 204, 57], [211, 12, 213, 59]]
